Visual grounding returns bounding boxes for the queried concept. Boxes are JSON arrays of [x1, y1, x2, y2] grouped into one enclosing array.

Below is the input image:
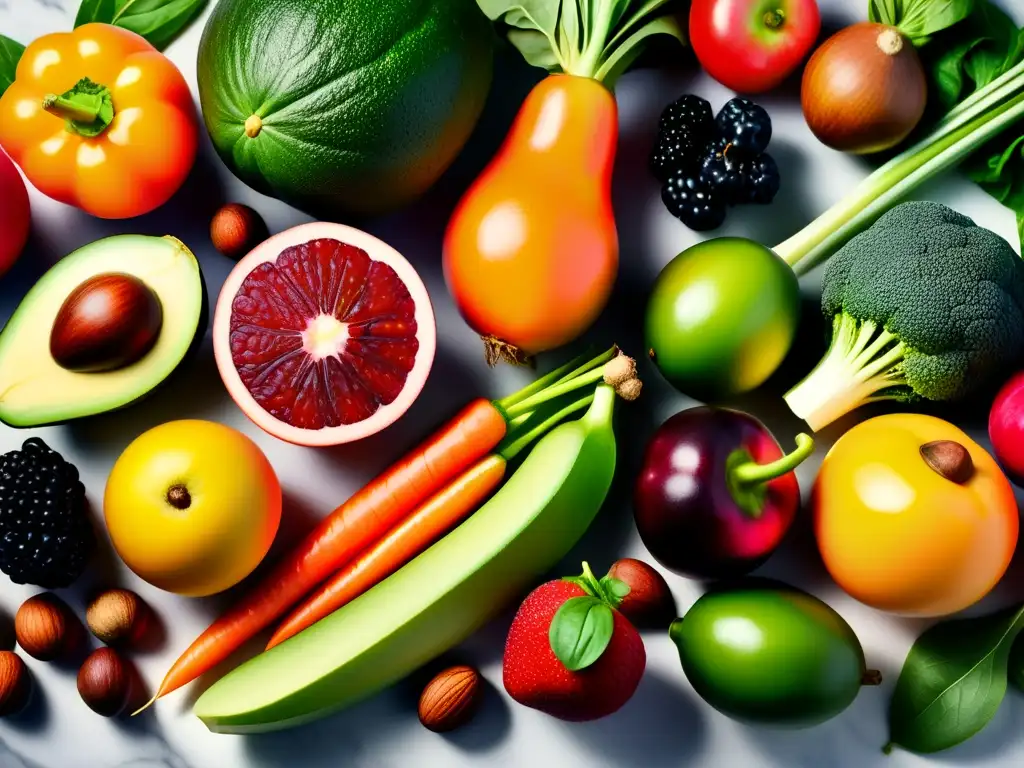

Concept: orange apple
[[104, 420, 282, 597]]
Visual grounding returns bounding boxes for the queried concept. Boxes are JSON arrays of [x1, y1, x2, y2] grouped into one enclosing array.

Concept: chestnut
[[50, 272, 163, 373], [77, 647, 131, 717]]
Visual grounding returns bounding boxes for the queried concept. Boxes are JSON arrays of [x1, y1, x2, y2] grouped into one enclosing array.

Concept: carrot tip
[[131, 693, 160, 717]]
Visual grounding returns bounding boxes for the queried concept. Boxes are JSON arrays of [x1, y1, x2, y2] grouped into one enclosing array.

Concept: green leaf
[[549, 596, 615, 672], [893, 0, 975, 45], [1010, 631, 1024, 689], [109, 0, 208, 51], [886, 603, 1024, 755], [75, 0, 118, 26], [0, 34, 24, 99], [868, 0, 898, 27], [595, 13, 685, 88], [478, 0, 564, 72], [559, 0, 580, 69]]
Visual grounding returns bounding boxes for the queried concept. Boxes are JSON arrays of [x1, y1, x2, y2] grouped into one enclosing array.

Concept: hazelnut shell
[[15, 593, 78, 661], [86, 589, 149, 647], [0, 651, 31, 717]]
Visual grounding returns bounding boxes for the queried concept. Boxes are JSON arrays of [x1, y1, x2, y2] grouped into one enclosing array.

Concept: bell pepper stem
[[732, 434, 815, 486], [43, 92, 103, 123], [40, 77, 114, 138]]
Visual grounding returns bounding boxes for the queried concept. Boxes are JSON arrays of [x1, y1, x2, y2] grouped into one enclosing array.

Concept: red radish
[[989, 372, 1024, 482], [689, 0, 822, 94], [213, 222, 435, 446], [0, 149, 29, 278], [503, 562, 646, 721]]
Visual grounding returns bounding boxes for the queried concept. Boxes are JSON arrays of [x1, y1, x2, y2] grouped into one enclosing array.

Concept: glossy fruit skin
[[444, 75, 619, 357], [670, 582, 869, 727], [690, 0, 822, 94], [0, 150, 29, 279], [634, 407, 799, 578], [197, 0, 493, 218], [645, 238, 800, 400], [0, 24, 197, 219], [814, 414, 1018, 617], [989, 372, 1024, 483], [503, 579, 646, 722], [103, 420, 282, 597]]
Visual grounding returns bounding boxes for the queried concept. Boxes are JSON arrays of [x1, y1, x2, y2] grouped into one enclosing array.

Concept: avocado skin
[[670, 578, 869, 728], [0, 236, 209, 429]]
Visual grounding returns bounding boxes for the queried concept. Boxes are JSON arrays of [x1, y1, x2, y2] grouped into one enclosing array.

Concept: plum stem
[[733, 434, 815, 486]]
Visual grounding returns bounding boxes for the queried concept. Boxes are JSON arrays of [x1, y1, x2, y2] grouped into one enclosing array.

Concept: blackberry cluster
[[0, 438, 94, 588], [650, 95, 781, 231]]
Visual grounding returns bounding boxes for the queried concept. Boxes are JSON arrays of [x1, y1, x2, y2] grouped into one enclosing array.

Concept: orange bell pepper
[[0, 24, 197, 219]]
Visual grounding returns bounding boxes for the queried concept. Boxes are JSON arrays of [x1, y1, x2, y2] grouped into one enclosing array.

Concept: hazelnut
[[607, 558, 676, 629], [15, 593, 79, 661], [0, 652, 32, 716], [77, 648, 131, 717], [86, 589, 149, 647], [418, 665, 480, 732], [210, 203, 269, 260]]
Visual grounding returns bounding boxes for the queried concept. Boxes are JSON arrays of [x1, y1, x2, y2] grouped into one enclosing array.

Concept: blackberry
[[715, 98, 773, 156], [662, 173, 726, 232], [697, 138, 747, 205], [649, 127, 702, 183], [0, 438, 93, 588], [659, 94, 715, 139], [743, 153, 781, 204]]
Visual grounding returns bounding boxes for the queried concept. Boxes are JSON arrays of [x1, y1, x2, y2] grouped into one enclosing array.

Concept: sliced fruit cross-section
[[214, 222, 436, 446]]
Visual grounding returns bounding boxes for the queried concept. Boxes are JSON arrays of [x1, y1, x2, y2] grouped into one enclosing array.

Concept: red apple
[[690, 0, 822, 94], [0, 149, 29, 278], [989, 372, 1024, 483]]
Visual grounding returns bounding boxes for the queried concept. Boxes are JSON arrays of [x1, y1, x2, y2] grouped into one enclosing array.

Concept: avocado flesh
[[0, 235, 205, 427]]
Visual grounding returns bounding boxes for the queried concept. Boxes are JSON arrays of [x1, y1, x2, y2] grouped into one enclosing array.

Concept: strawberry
[[502, 561, 646, 721]]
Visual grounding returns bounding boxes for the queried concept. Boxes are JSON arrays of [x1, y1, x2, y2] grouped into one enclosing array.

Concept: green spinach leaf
[[886, 603, 1024, 755], [869, 0, 974, 46], [75, 0, 118, 27], [0, 34, 23, 99], [79, 0, 209, 51]]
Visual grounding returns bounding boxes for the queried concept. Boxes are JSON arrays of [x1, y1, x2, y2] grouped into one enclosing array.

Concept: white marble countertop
[[3, 0, 1024, 766]]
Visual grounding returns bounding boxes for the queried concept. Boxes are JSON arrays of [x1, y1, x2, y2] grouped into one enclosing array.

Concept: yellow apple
[[104, 420, 282, 597]]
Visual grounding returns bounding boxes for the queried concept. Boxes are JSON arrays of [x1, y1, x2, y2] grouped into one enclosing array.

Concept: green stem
[[572, 0, 616, 78], [43, 92, 102, 123], [731, 434, 815, 486], [763, 9, 785, 28], [497, 392, 595, 461], [496, 347, 600, 411], [552, 346, 618, 386], [504, 364, 609, 418], [776, 76, 1024, 275]]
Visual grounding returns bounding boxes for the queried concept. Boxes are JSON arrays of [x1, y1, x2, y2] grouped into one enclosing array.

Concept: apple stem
[[763, 9, 786, 29], [732, 434, 814, 486], [166, 484, 192, 510]]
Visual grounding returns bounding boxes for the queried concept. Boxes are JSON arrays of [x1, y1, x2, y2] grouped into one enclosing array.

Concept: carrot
[[139, 346, 618, 710], [266, 454, 509, 649], [262, 384, 608, 649]]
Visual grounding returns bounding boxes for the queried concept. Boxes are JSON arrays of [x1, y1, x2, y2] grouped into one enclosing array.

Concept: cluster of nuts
[[0, 588, 152, 718]]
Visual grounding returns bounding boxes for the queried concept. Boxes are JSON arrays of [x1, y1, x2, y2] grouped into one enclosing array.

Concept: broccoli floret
[[783, 201, 1024, 431]]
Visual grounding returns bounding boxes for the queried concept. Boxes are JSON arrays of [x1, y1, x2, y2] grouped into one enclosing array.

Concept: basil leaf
[[868, 0, 898, 27], [886, 603, 1024, 755], [549, 596, 615, 672], [110, 0, 209, 51], [893, 0, 974, 46], [0, 34, 23, 99], [75, 0, 118, 27]]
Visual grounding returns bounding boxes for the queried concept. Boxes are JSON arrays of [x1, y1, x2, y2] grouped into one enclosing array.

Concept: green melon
[[196, 0, 494, 217]]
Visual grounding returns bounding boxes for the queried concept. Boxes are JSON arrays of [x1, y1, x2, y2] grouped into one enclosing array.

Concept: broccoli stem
[[782, 315, 909, 432], [775, 58, 1024, 276]]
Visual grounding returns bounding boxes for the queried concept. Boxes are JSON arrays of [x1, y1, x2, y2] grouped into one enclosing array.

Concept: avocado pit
[[49, 272, 164, 373]]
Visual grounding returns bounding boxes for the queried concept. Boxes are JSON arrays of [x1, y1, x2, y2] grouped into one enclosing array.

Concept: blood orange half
[[213, 222, 436, 446]]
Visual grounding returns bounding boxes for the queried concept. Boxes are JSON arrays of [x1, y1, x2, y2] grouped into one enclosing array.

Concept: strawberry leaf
[[599, 575, 631, 608], [549, 596, 615, 671]]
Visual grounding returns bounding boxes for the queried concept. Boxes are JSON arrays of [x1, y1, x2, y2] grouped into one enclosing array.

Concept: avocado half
[[0, 235, 207, 427]]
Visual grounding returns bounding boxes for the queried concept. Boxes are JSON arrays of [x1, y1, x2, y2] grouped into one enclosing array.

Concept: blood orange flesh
[[214, 223, 436, 446]]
